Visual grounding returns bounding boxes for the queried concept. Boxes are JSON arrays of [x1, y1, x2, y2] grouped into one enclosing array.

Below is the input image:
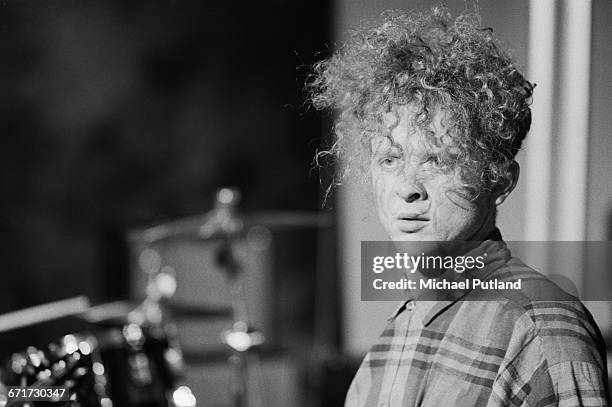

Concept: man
[[309, 6, 609, 406]]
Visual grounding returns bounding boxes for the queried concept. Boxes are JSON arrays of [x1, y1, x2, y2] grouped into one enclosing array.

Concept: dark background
[[0, 0, 332, 313]]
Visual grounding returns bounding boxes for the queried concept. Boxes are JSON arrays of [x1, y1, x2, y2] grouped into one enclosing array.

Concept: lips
[[396, 212, 429, 221], [396, 213, 429, 233]]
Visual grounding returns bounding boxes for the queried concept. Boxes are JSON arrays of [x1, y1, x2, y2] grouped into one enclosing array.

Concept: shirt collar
[[388, 228, 509, 326]]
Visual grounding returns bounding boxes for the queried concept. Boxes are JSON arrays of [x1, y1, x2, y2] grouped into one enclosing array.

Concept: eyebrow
[[371, 140, 404, 156]]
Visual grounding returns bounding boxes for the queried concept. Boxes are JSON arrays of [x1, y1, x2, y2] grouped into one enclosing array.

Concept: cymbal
[[0, 296, 91, 333], [80, 300, 135, 324], [128, 211, 332, 244], [81, 300, 233, 323]]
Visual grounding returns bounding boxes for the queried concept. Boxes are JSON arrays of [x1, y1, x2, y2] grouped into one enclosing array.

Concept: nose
[[394, 172, 427, 202]]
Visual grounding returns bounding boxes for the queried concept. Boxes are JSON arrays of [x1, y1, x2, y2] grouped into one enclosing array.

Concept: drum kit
[[0, 187, 332, 407]]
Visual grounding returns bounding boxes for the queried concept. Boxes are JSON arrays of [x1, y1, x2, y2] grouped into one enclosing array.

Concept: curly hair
[[308, 6, 533, 198]]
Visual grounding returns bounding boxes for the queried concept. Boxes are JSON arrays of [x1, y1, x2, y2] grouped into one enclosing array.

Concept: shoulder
[[487, 257, 607, 368], [484, 258, 609, 404], [524, 300, 606, 368]]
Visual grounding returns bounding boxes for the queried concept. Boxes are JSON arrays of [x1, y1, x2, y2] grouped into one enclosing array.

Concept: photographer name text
[[372, 277, 522, 290]]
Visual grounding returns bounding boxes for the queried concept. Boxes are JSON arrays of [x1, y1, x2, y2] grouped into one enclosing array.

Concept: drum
[[0, 317, 194, 407], [1, 333, 110, 407], [93, 319, 186, 407]]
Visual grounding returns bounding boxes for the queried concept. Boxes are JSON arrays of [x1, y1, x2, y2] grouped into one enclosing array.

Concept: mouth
[[396, 214, 429, 233]]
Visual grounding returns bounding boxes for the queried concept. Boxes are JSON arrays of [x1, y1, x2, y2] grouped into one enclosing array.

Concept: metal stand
[[138, 186, 266, 407], [206, 188, 265, 407]]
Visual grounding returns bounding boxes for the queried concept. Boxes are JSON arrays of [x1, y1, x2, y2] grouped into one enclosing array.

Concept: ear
[[493, 160, 520, 206]]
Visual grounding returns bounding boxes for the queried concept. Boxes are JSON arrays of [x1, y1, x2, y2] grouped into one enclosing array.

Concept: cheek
[[437, 202, 476, 227], [372, 172, 393, 215], [430, 187, 480, 228]]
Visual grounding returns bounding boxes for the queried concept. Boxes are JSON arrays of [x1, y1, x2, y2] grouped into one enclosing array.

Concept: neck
[[467, 207, 498, 241]]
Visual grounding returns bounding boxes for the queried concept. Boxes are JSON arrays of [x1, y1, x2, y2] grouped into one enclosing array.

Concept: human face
[[371, 104, 496, 242]]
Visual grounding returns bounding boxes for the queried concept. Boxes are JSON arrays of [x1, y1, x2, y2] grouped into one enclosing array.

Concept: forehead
[[372, 104, 452, 155]]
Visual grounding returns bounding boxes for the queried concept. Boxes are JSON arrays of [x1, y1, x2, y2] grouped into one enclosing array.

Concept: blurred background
[[0, 0, 610, 406]]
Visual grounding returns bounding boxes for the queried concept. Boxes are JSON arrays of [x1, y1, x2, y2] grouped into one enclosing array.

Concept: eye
[[423, 155, 441, 166], [378, 155, 402, 169]]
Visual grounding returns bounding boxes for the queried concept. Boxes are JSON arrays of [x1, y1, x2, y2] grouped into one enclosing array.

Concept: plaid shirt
[[346, 241, 610, 406]]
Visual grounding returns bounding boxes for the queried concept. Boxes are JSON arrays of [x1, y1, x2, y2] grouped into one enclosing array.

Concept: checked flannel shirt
[[345, 236, 610, 406]]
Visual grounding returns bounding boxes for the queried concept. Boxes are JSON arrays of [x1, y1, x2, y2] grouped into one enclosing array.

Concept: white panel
[[525, 0, 556, 241], [554, 0, 592, 241]]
